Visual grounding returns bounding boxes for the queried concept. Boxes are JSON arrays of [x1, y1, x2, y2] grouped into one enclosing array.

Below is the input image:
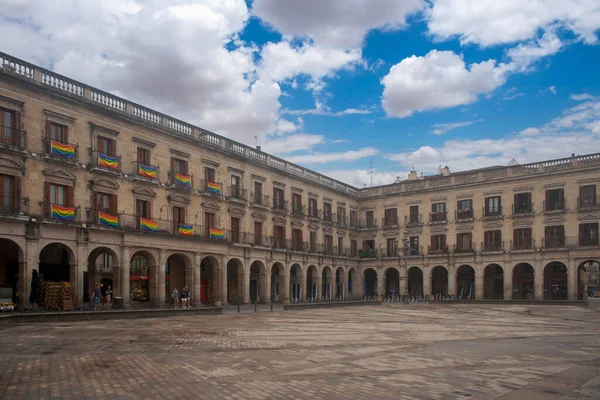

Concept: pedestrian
[[172, 288, 179, 309], [182, 286, 190, 309], [93, 283, 102, 311], [105, 285, 112, 310]]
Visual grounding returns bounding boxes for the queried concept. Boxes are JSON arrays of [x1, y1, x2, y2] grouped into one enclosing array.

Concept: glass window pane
[[58, 186, 65, 205]]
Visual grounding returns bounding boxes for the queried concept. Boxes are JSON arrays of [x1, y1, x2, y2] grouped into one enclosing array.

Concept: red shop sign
[[130, 275, 150, 281]]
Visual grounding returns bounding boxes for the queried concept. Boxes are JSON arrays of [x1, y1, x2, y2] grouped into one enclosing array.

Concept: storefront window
[[130, 255, 149, 301]]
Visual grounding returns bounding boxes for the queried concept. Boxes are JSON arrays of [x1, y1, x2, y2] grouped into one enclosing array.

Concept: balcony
[[429, 211, 447, 223], [0, 124, 27, 152], [227, 185, 246, 202], [117, 213, 228, 240], [453, 242, 475, 254], [483, 206, 503, 219], [357, 219, 378, 230], [42, 203, 79, 223], [512, 202, 534, 216], [92, 151, 121, 174], [405, 214, 423, 226], [481, 241, 504, 252], [427, 245, 449, 255], [88, 210, 120, 229], [578, 235, 600, 247], [273, 236, 287, 249], [577, 196, 600, 210], [250, 192, 270, 208], [336, 215, 348, 227], [308, 242, 319, 254], [201, 180, 223, 197], [307, 208, 321, 221], [289, 239, 306, 252], [243, 233, 271, 247], [0, 196, 28, 217], [322, 212, 334, 224], [359, 248, 378, 258], [323, 245, 336, 256], [455, 209, 474, 221], [348, 218, 358, 229], [407, 246, 422, 257], [169, 171, 193, 190], [133, 161, 160, 181], [543, 199, 566, 213], [510, 239, 535, 251], [43, 137, 79, 163], [383, 216, 398, 228], [272, 199, 288, 214], [385, 247, 398, 257], [291, 204, 306, 218], [542, 237, 566, 249]]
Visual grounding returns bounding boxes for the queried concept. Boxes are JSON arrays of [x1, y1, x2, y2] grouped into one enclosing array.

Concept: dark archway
[[512, 263, 535, 300], [578, 260, 599, 299], [484, 264, 504, 299], [322, 266, 333, 300], [385, 268, 399, 298], [250, 260, 266, 303], [0, 239, 23, 305], [307, 265, 318, 301], [431, 266, 448, 296], [289, 264, 302, 302], [88, 247, 118, 302], [271, 262, 284, 302], [227, 258, 243, 304], [347, 268, 357, 296], [544, 262, 568, 300], [364, 268, 377, 296], [335, 267, 344, 299], [166, 254, 187, 304], [130, 251, 154, 302], [39, 243, 75, 283], [200, 255, 219, 304], [456, 265, 475, 299], [408, 267, 423, 295]]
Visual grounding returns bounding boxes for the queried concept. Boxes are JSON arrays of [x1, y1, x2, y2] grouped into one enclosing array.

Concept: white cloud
[[261, 133, 326, 154], [571, 93, 595, 101], [253, 0, 425, 49], [323, 168, 410, 187], [431, 119, 483, 135], [504, 31, 563, 72], [519, 127, 541, 136], [381, 50, 506, 118], [426, 0, 600, 47], [283, 105, 374, 117], [285, 147, 380, 164], [548, 86, 557, 95]]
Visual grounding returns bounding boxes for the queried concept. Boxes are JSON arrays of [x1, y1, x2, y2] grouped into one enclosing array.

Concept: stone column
[[239, 267, 248, 304], [24, 239, 40, 310], [221, 263, 228, 304], [300, 268, 307, 302], [121, 246, 130, 306], [534, 260, 544, 300], [158, 249, 166, 306], [568, 258, 576, 300], [282, 272, 290, 305], [475, 269, 484, 300], [399, 261, 407, 296], [75, 242, 87, 307], [259, 272, 267, 303], [212, 266, 222, 307], [194, 253, 201, 305], [185, 264, 194, 304], [423, 266, 431, 297], [503, 263, 512, 300], [265, 271, 271, 303], [328, 276, 335, 300], [448, 266, 456, 297]]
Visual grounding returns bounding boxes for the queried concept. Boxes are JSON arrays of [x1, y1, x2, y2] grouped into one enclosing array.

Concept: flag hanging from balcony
[[98, 212, 119, 228], [210, 228, 224, 239], [140, 217, 158, 232], [176, 173, 191, 187], [178, 223, 193, 236], [207, 181, 221, 194], [51, 204, 75, 221], [50, 140, 76, 158], [139, 163, 157, 179], [98, 153, 118, 170]]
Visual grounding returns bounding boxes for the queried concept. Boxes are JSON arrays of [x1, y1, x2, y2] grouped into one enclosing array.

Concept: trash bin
[[113, 297, 123, 309]]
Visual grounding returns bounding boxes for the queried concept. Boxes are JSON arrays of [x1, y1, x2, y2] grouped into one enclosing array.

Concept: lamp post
[[400, 230, 412, 302]]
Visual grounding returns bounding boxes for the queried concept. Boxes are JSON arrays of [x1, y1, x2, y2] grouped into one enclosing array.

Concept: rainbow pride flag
[[176, 173, 191, 187], [178, 223, 193, 236], [51, 204, 75, 221], [207, 181, 221, 194], [98, 211, 119, 228], [140, 217, 158, 232], [51, 140, 76, 158], [210, 228, 224, 239], [98, 153, 118, 170], [139, 163, 157, 179]]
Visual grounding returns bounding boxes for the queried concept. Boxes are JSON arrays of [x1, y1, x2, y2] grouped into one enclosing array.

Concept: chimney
[[256, 145, 262, 152], [408, 170, 418, 180]]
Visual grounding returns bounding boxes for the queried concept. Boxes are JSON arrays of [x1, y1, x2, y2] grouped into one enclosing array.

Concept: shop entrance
[[0, 239, 21, 305], [408, 267, 423, 295], [431, 266, 448, 296], [130, 252, 151, 302], [484, 264, 504, 299], [249, 261, 264, 303], [200, 256, 218, 304], [512, 263, 535, 299], [166, 254, 187, 304], [347, 268, 356, 295], [385, 268, 399, 298], [456, 265, 475, 299], [227, 258, 243, 304], [364, 268, 377, 296], [88, 247, 117, 303], [544, 262, 568, 300]]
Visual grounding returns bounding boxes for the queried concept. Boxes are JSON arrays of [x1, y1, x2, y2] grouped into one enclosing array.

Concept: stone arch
[[384, 267, 400, 298], [200, 255, 220, 305], [456, 264, 475, 299], [307, 264, 319, 301], [430, 265, 448, 297], [166, 253, 193, 305], [226, 258, 244, 305], [39, 242, 77, 284], [335, 267, 345, 300], [512, 263, 535, 300], [87, 246, 119, 301], [543, 261, 568, 300], [484, 264, 504, 299], [290, 263, 303, 303], [0, 238, 24, 306], [249, 260, 266, 303], [363, 268, 377, 296], [129, 250, 156, 303], [407, 266, 423, 296], [347, 267, 357, 296], [578, 260, 599, 299], [271, 262, 284, 302], [321, 266, 333, 301]]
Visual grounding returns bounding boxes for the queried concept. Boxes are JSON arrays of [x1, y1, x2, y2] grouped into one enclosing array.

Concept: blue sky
[[2, 0, 600, 187]]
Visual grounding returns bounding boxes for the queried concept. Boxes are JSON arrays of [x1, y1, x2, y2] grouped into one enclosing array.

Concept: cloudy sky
[[2, 0, 600, 187]]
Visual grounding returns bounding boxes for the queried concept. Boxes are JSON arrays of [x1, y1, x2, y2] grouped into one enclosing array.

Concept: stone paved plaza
[[1, 304, 600, 400]]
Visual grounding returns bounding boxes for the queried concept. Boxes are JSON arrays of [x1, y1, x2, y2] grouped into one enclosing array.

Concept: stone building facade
[[0, 52, 598, 309]]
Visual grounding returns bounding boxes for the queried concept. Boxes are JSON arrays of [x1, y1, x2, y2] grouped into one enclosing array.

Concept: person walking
[[172, 288, 179, 309], [105, 285, 113, 310], [93, 284, 102, 311]]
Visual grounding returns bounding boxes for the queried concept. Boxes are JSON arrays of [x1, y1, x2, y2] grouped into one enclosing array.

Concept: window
[[95, 192, 117, 214], [431, 202, 446, 221], [274, 225, 286, 248], [47, 183, 72, 206], [204, 212, 216, 237], [136, 199, 151, 219], [409, 236, 419, 255], [430, 235, 446, 252], [365, 210, 374, 227], [485, 196, 501, 217], [362, 240, 375, 254], [292, 193, 302, 213], [456, 199, 473, 219], [205, 167, 216, 183], [50, 122, 68, 142], [0, 174, 19, 213], [350, 209, 357, 227], [579, 223, 599, 246], [1, 108, 16, 145], [386, 238, 397, 256], [308, 198, 318, 217], [484, 230, 502, 251], [230, 175, 241, 198], [545, 226, 564, 248], [273, 187, 285, 210], [514, 193, 532, 214], [545, 189, 564, 211], [172, 158, 188, 175], [456, 232, 472, 252], [292, 229, 303, 250], [254, 221, 262, 245], [324, 235, 333, 254], [409, 205, 419, 224], [310, 231, 317, 252], [513, 228, 532, 249], [231, 217, 240, 242], [173, 205, 185, 232], [323, 202, 332, 221], [579, 185, 596, 207], [384, 208, 397, 226], [338, 236, 344, 255], [350, 239, 357, 256], [137, 147, 151, 165], [337, 206, 346, 225], [97, 136, 116, 157], [253, 181, 263, 204]]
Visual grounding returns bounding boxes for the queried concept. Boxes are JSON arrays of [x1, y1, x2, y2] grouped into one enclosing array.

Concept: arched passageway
[[200, 256, 219, 305], [335, 267, 344, 300], [512, 263, 535, 300], [431, 266, 448, 296], [578, 260, 599, 299], [166, 254, 188, 304], [321, 266, 333, 300], [385, 268, 399, 298], [363, 268, 377, 296], [484, 264, 504, 299], [290, 264, 302, 302], [543, 262, 568, 300], [456, 265, 475, 299], [227, 258, 243, 304], [407, 267, 423, 295], [347, 268, 357, 296], [39, 243, 74, 283], [130, 251, 154, 303], [88, 247, 118, 303], [271, 262, 284, 302], [249, 261, 266, 303], [307, 265, 318, 301], [0, 239, 22, 305]]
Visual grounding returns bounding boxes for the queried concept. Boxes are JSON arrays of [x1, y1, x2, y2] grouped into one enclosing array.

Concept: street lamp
[[400, 230, 412, 301]]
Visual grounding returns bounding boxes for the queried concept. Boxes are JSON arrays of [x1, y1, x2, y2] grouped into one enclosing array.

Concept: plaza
[[1, 304, 599, 399]]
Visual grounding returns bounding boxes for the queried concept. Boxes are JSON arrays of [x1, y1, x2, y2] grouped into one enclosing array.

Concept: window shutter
[[67, 186, 74, 207], [170, 157, 175, 173], [147, 201, 152, 220], [137, 148, 143, 164], [14, 111, 21, 146], [45, 120, 51, 139], [63, 126, 69, 143], [456, 233, 460, 248], [44, 182, 50, 217], [92, 192, 97, 214], [13, 175, 21, 212], [97, 136, 103, 153], [183, 160, 188, 175], [108, 138, 115, 157], [110, 194, 118, 215]]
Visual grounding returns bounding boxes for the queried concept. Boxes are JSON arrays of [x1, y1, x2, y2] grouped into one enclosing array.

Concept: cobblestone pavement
[[1, 304, 600, 400]]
